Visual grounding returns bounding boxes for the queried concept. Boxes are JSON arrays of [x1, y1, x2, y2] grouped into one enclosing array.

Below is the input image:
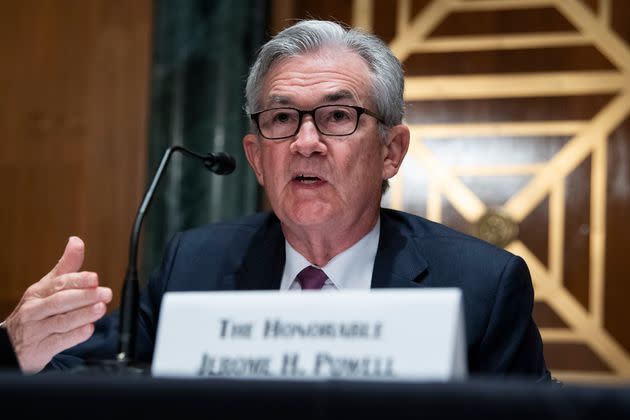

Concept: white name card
[[151, 289, 467, 381]]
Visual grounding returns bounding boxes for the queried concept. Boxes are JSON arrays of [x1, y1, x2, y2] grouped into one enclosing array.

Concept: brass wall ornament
[[473, 209, 519, 249]]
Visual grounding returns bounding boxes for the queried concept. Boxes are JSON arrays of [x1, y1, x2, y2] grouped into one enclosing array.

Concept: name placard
[[151, 289, 467, 381]]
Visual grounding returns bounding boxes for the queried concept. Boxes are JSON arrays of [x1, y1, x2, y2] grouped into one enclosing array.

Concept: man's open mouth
[[295, 174, 323, 184]]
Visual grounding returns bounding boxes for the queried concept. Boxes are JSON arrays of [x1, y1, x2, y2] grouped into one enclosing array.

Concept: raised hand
[[3, 237, 112, 373]]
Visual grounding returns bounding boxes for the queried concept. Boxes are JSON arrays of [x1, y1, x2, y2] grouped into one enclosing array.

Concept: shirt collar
[[280, 218, 380, 290]]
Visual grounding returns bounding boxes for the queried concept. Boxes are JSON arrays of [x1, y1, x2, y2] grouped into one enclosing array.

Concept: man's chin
[[280, 203, 337, 229]]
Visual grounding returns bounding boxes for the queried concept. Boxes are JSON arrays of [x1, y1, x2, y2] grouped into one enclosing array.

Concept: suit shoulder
[[155, 212, 280, 286], [381, 208, 515, 261], [179, 212, 275, 240]]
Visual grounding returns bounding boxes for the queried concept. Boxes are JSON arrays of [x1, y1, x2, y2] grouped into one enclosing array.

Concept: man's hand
[[3, 237, 112, 373]]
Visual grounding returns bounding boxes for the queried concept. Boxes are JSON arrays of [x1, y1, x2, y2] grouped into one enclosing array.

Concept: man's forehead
[[258, 48, 372, 109]]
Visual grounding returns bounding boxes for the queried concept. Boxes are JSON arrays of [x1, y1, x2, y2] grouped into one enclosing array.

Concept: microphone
[[202, 151, 236, 175], [117, 146, 235, 366]]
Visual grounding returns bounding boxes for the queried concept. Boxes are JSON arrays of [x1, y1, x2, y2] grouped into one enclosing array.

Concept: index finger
[[32, 272, 99, 299], [33, 287, 112, 321], [50, 272, 100, 293]]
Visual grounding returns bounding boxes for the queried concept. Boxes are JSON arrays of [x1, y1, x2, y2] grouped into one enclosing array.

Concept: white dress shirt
[[280, 218, 380, 291]]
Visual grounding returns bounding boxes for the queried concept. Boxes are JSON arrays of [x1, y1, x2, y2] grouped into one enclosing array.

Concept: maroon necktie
[[296, 266, 328, 290]]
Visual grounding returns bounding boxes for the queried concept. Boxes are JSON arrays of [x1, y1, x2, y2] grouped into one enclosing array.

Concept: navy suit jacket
[[51, 209, 550, 381]]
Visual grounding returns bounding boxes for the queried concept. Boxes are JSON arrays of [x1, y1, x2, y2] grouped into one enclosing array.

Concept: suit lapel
[[232, 213, 285, 290], [371, 210, 429, 289]]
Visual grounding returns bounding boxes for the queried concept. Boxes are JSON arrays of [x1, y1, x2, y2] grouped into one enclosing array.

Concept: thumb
[[51, 236, 85, 276]]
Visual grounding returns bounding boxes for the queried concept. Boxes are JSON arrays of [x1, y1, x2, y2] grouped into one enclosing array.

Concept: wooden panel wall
[[0, 1, 152, 317], [272, 0, 630, 383]]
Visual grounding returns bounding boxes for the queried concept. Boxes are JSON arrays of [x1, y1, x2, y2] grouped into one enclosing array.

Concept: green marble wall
[[143, 0, 268, 280]]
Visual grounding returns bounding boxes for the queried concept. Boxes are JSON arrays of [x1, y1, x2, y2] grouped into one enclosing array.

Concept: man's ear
[[382, 124, 410, 180], [243, 133, 265, 186]]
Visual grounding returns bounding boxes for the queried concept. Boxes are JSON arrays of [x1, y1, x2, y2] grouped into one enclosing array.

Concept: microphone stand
[[74, 146, 235, 375]]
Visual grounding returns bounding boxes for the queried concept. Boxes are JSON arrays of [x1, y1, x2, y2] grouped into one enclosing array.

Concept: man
[[1, 20, 550, 380]]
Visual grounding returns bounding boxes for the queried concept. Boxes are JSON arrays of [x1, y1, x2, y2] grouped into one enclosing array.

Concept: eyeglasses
[[250, 105, 384, 140]]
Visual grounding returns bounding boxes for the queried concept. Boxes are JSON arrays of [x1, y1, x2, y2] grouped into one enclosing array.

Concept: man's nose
[[290, 115, 326, 156]]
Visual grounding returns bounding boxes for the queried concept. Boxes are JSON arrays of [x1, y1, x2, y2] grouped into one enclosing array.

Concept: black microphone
[[117, 145, 235, 366], [202, 151, 236, 175]]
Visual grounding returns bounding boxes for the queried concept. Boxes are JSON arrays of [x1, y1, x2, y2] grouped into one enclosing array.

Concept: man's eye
[[272, 112, 293, 124], [328, 109, 351, 122]]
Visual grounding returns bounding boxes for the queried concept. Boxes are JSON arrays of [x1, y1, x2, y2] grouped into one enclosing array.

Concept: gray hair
[[245, 20, 405, 128]]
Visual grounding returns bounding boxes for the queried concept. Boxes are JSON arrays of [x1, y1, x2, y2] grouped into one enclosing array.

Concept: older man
[[1, 20, 549, 380]]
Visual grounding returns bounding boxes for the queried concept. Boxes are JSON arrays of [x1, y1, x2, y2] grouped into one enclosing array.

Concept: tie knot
[[296, 266, 327, 290]]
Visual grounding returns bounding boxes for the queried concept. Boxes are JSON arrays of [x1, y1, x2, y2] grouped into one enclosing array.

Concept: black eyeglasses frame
[[249, 105, 385, 140]]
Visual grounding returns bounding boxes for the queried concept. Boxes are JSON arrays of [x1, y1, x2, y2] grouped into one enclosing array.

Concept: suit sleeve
[[0, 326, 20, 370], [474, 255, 551, 381]]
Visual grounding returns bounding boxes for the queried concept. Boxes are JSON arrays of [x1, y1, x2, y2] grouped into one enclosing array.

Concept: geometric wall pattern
[[350, 0, 630, 382]]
